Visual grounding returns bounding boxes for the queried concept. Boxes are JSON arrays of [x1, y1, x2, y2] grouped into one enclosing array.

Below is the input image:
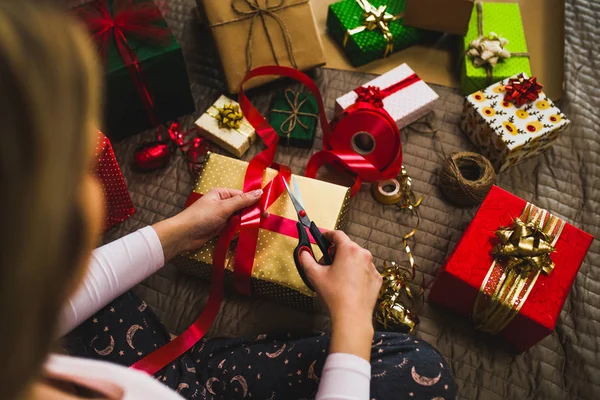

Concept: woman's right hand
[[300, 231, 382, 361]]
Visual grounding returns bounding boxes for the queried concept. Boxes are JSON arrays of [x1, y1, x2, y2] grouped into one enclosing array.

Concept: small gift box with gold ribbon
[[173, 152, 351, 311], [335, 63, 439, 128], [195, 95, 256, 158], [268, 89, 318, 148], [327, 0, 426, 67], [429, 186, 593, 352], [197, 0, 325, 93], [461, 2, 532, 95], [460, 73, 570, 172]]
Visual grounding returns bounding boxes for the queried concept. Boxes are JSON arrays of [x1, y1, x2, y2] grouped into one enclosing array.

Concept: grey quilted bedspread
[[104, 0, 600, 399]]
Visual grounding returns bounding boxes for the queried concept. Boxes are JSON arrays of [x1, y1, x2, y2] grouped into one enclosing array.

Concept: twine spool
[[439, 152, 496, 207]]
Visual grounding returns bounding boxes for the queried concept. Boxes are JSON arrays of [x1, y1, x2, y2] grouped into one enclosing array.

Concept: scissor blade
[[283, 178, 306, 217], [291, 177, 306, 209]]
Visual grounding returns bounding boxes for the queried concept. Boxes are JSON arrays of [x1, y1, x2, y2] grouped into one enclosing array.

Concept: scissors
[[283, 177, 335, 291]]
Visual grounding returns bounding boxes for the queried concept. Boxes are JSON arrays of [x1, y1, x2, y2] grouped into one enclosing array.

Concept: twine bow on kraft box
[[428, 186, 593, 352], [198, 0, 326, 93]]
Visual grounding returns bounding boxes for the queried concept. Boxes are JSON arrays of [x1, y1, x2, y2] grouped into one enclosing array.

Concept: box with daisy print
[[460, 73, 570, 172]]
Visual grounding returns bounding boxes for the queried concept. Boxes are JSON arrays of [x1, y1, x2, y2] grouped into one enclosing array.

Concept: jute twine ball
[[439, 152, 496, 207]]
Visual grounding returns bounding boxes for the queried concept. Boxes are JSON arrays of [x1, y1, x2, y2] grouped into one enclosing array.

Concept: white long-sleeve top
[[47, 227, 370, 399]]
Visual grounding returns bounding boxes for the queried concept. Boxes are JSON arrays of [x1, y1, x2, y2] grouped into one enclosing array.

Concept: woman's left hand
[[152, 188, 263, 261]]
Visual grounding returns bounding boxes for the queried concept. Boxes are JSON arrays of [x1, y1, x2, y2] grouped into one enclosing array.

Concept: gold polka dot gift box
[[460, 73, 570, 172], [172, 152, 351, 311], [195, 95, 257, 158]]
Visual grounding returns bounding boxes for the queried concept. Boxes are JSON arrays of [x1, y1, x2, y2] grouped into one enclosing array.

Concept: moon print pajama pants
[[63, 291, 457, 399]]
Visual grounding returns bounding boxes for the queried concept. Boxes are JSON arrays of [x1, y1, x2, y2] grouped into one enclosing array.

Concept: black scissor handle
[[309, 222, 334, 265], [293, 221, 315, 291]]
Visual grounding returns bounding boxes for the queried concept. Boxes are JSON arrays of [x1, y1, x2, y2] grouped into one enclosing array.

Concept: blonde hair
[[0, 3, 101, 399]]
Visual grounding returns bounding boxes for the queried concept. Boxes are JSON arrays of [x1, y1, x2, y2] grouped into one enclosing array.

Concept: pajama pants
[[63, 291, 457, 399]]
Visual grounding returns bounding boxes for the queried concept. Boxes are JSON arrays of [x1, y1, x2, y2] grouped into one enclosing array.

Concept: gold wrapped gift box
[[173, 153, 351, 310]]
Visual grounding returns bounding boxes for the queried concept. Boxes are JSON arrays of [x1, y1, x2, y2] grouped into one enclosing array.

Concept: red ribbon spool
[[320, 102, 402, 186]]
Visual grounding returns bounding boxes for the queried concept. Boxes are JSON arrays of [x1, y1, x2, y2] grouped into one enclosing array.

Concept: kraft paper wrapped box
[[269, 89, 319, 148], [94, 133, 135, 231], [335, 63, 439, 128], [74, 0, 195, 141], [173, 153, 351, 311], [461, 2, 531, 95], [404, 0, 474, 35], [198, 0, 326, 93], [327, 0, 426, 67], [195, 95, 256, 158], [429, 186, 593, 352], [460, 73, 570, 172]]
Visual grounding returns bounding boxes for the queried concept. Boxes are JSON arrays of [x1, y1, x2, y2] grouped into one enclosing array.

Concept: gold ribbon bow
[[468, 32, 511, 68], [473, 204, 565, 334], [468, 1, 529, 84], [271, 89, 318, 144], [344, 0, 403, 57], [214, 103, 244, 130], [376, 261, 421, 333], [210, 0, 308, 72], [492, 218, 556, 275]]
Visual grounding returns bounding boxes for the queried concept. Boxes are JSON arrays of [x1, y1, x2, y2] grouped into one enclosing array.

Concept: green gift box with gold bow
[[327, 0, 426, 67], [269, 90, 318, 148], [461, 2, 532, 95]]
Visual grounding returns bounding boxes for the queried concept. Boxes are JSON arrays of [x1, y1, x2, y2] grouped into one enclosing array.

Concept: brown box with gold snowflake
[[460, 73, 570, 172], [172, 152, 351, 311]]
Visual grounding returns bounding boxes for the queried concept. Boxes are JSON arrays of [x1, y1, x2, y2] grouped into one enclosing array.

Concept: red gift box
[[94, 133, 135, 231], [429, 186, 593, 351]]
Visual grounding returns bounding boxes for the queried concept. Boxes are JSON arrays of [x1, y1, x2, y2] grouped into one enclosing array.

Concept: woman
[[0, 3, 456, 400]]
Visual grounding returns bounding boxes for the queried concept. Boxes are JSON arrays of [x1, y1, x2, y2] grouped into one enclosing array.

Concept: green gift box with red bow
[[73, 0, 195, 141]]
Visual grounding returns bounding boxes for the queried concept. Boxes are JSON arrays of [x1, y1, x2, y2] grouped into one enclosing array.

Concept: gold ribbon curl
[[343, 0, 404, 58], [376, 261, 421, 333], [373, 167, 424, 333], [468, 1, 529, 85], [473, 204, 565, 334], [271, 89, 318, 145], [209, 0, 308, 72]]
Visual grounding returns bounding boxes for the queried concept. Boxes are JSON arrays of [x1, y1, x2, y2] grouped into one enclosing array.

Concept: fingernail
[[251, 189, 263, 198]]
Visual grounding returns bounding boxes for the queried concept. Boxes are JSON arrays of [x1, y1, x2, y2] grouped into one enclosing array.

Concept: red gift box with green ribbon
[[74, 0, 195, 141], [429, 186, 593, 352]]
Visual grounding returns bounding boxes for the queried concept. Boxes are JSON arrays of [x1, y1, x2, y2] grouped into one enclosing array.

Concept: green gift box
[[460, 2, 532, 95], [327, 0, 426, 67], [74, 0, 195, 141], [269, 90, 318, 148]]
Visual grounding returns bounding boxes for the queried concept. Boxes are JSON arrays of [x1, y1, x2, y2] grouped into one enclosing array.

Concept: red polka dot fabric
[[94, 133, 135, 231]]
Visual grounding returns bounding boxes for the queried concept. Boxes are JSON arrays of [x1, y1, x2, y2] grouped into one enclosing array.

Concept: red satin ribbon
[[354, 73, 421, 108], [185, 192, 321, 244], [75, 0, 170, 136]]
